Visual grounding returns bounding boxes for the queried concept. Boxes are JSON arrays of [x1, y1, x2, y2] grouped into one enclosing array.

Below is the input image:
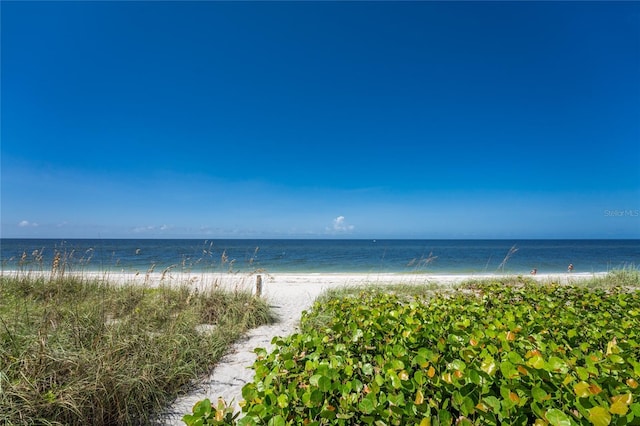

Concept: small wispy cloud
[[132, 224, 171, 233], [132, 225, 156, 233], [328, 215, 354, 233], [18, 220, 38, 227]]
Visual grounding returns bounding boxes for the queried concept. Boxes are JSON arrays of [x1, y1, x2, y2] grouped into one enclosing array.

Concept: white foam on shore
[[1, 269, 605, 288]]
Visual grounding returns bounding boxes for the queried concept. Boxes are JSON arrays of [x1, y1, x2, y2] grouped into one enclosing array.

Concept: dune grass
[[0, 273, 276, 425], [577, 267, 640, 288], [319, 269, 640, 303]]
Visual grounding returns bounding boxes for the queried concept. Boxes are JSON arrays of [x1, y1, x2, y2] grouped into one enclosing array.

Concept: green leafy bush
[[183, 398, 240, 425], [234, 281, 639, 425]]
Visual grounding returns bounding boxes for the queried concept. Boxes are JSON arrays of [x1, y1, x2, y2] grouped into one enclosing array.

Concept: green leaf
[[468, 369, 481, 385], [419, 418, 431, 426], [546, 408, 572, 426], [388, 371, 402, 389], [192, 398, 212, 417], [359, 397, 375, 414], [481, 357, 497, 376], [309, 374, 322, 387], [484, 396, 501, 412], [610, 394, 632, 415], [449, 359, 466, 372], [237, 417, 258, 426], [438, 408, 452, 425], [507, 351, 523, 364], [414, 354, 428, 367], [528, 355, 545, 369], [500, 360, 517, 378], [588, 406, 612, 426], [277, 394, 288, 408], [576, 367, 590, 381], [609, 354, 625, 364], [353, 328, 364, 342], [547, 356, 567, 373], [574, 381, 591, 398], [181, 414, 196, 426], [267, 415, 286, 426], [320, 409, 336, 420], [461, 396, 475, 416], [532, 386, 549, 403], [375, 374, 385, 386], [310, 389, 323, 405], [318, 375, 332, 392], [452, 391, 464, 407], [610, 400, 628, 416]]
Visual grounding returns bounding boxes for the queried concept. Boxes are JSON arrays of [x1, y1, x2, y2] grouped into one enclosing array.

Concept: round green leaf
[[532, 386, 548, 403], [546, 409, 571, 426], [318, 375, 332, 392], [359, 397, 375, 414], [588, 406, 611, 426], [267, 415, 286, 426], [481, 357, 497, 376], [277, 394, 288, 409]]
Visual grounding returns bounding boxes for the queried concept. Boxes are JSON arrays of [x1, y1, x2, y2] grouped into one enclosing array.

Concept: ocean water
[[1, 239, 638, 275]]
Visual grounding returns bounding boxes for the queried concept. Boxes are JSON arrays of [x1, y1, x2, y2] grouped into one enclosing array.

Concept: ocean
[[1, 239, 638, 275]]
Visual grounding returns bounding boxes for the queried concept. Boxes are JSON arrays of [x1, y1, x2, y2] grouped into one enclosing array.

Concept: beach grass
[[337, 269, 640, 299], [0, 273, 276, 426], [577, 267, 640, 288]]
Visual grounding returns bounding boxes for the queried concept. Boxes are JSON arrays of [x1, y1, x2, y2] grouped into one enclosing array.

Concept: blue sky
[[2, 1, 639, 239]]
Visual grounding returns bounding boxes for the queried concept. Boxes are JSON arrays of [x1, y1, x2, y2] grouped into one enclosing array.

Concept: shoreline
[[0, 269, 608, 285], [2, 238, 636, 280]]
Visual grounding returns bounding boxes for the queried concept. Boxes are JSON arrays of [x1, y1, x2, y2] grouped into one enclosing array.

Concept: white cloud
[[329, 216, 354, 233], [132, 224, 171, 233], [18, 220, 38, 227], [132, 225, 156, 233]]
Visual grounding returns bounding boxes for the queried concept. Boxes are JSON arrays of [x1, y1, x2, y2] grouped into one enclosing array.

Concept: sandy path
[[151, 272, 601, 425], [154, 274, 327, 424]]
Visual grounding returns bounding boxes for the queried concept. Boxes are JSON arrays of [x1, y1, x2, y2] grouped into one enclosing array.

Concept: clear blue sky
[[2, 1, 639, 239]]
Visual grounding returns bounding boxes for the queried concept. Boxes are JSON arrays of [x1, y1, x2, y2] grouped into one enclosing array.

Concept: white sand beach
[[146, 271, 603, 425]]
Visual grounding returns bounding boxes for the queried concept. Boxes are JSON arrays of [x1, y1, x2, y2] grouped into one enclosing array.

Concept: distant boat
[[372, 240, 376, 243]]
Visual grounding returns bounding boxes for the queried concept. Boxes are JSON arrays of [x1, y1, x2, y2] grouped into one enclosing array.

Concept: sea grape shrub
[[189, 282, 640, 425], [240, 283, 640, 425], [183, 398, 240, 425]]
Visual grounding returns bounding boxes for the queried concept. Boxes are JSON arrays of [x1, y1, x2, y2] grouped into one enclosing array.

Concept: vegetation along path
[[156, 273, 598, 425]]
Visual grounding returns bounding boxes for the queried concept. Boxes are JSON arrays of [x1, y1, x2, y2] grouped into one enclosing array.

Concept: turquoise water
[[1, 239, 638, 275]]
